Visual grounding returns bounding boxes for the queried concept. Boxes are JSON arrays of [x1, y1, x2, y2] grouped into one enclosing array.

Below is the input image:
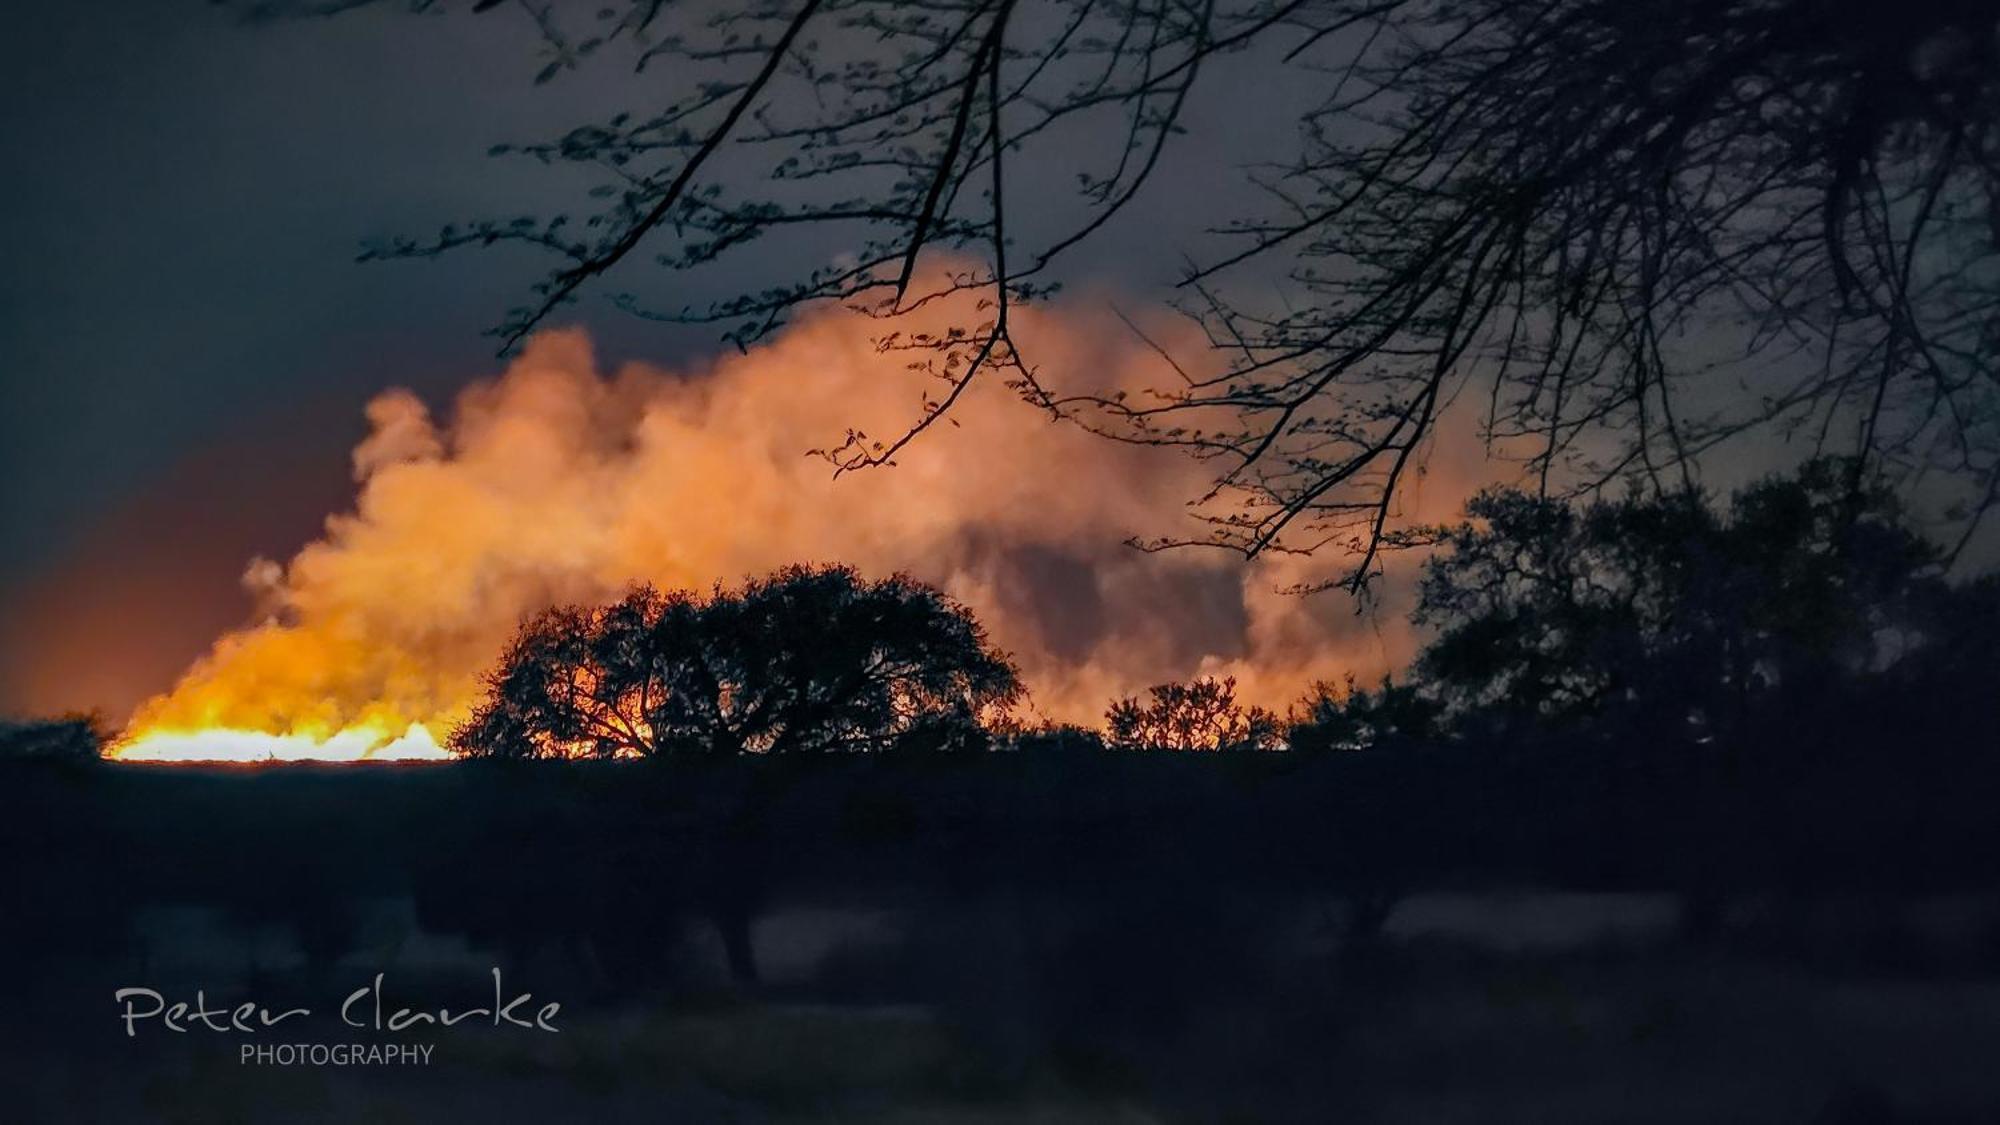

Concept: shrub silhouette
[[1106, 677, 1281, 752]]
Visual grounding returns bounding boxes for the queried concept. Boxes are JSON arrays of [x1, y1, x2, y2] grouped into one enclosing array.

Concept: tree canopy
[[1287, 675, 1441, 753], [451, 564, 1021, 758], [1412, 460, 1955, 734]]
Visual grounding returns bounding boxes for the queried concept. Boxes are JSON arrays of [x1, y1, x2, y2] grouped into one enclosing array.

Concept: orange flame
[[114, 723, 449, 763]]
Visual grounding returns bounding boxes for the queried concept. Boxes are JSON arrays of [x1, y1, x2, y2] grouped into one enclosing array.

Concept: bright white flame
[[113, 723, 451, 763]]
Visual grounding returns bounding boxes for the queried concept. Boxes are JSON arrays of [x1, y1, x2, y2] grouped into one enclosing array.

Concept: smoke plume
[[124, 300, 1499, 752]]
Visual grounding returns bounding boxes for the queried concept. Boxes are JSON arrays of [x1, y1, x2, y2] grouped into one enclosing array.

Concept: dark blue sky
[[3, 4, 660, 569]]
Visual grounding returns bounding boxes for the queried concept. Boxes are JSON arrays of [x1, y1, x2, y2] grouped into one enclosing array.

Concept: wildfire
[[85, 310, 1467, 768], [112, 722, 451, 763]]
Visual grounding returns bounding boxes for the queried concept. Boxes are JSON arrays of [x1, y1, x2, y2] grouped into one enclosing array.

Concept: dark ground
[[6, 756, 2000, 1123]]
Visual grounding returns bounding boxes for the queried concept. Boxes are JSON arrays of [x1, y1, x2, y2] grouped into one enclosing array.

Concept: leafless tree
[[257, 0, 2000, 591]]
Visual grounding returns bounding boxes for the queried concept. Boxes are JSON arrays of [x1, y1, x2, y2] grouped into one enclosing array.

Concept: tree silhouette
[[1106, 676, 1281, 751], [1287, 675, 1440, 753], [452, 564, 1021, 758], [0, 713, 106, 762], [268, 0, 2000, 590], [1413, 460, 1949, 735], [1892, 571, 2000, 702]]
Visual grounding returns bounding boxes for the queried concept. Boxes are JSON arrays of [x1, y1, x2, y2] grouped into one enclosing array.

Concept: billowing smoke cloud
[[126, 300, 1500, 748]]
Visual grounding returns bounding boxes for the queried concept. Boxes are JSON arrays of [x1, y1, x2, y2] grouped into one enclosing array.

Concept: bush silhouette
[[1106, 677, 1281, 752]]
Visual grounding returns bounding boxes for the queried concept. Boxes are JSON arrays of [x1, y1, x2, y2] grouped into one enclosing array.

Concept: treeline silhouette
[[5, 461, 1998, 992], [442, 459, 1997, 767]]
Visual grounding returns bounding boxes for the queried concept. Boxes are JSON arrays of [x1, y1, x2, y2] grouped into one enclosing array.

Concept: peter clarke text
[[114, 969, 561, 1037]]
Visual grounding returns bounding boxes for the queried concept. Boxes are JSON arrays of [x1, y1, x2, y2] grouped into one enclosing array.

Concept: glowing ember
[[112, 722, 450, 763]]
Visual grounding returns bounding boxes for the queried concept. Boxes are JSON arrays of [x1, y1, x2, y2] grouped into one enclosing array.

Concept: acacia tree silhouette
[[451, 564, 1022, 759], [257, 0, 2000, 590]]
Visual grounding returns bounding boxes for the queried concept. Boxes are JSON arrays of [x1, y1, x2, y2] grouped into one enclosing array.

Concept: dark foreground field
[[6, 754, 2000, 1123]]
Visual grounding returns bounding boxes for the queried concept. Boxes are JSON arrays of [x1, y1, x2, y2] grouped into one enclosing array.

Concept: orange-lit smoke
[[115, 301, 1503, 761]]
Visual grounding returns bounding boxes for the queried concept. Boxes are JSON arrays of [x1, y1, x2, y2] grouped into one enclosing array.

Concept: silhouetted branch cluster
[[1102, 0, 2000, 590], [296, 0, 2000, 591]]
